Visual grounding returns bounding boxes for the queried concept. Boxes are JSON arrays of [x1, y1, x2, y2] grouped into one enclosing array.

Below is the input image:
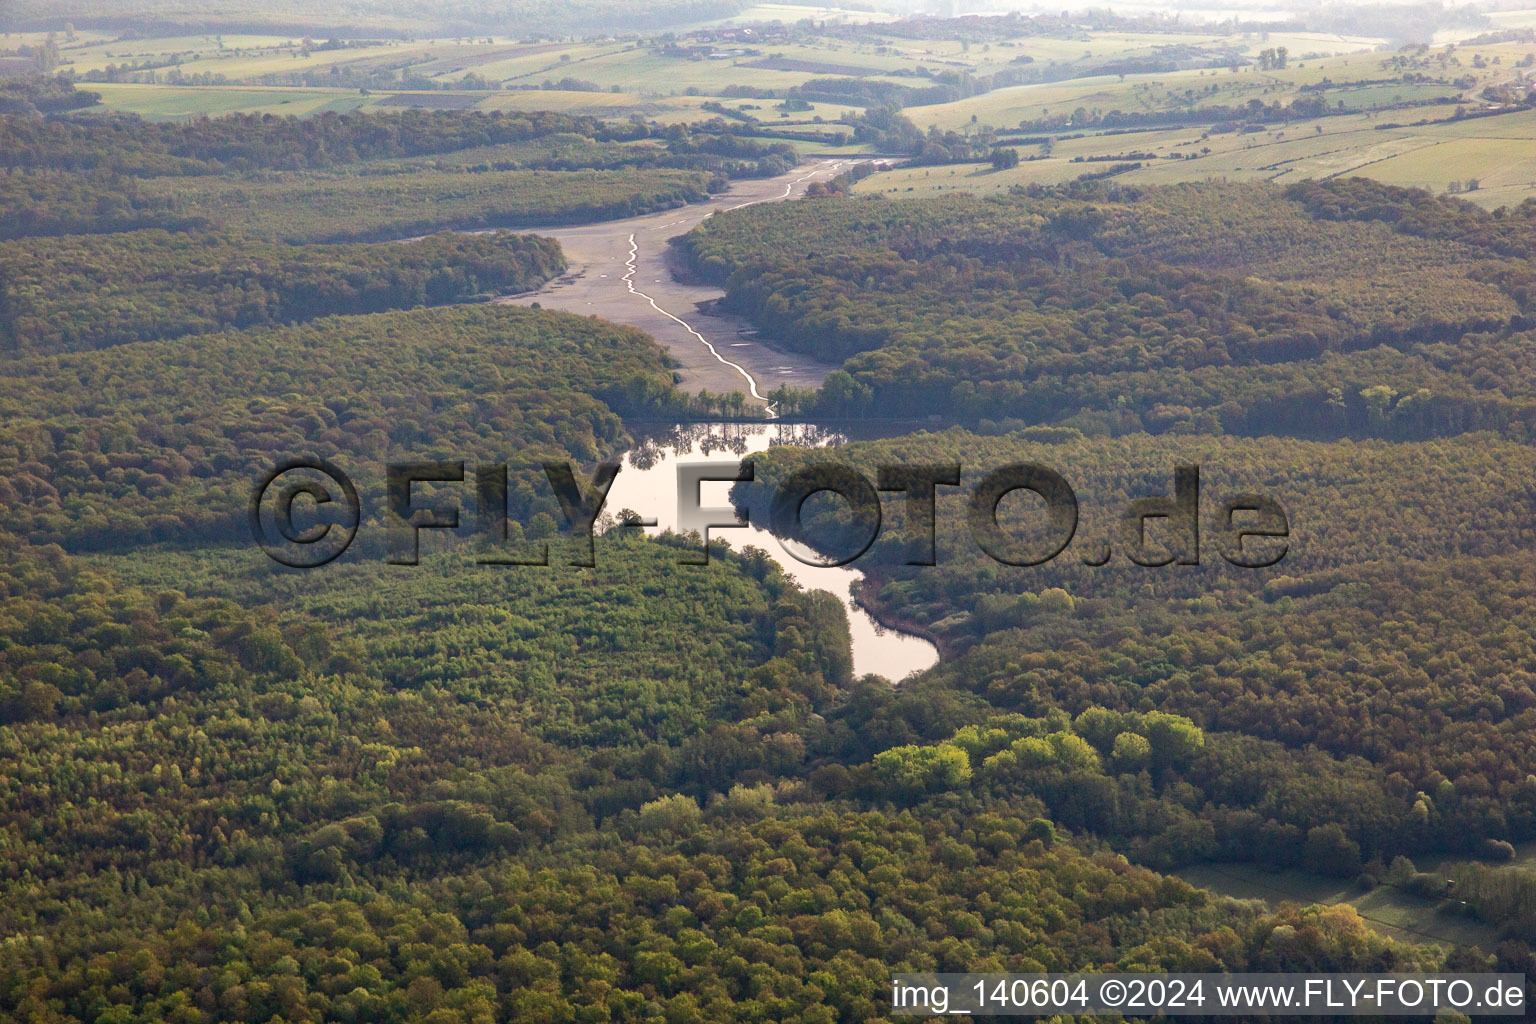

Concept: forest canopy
[[0, 229, 565, 355], [0, 103, 799, 243], [0, 304, 688, 548], [3, 60, 1536, 1024], [683, 178, 1536, 439]]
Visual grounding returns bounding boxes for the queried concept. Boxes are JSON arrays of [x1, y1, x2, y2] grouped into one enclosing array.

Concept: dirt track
[[499, 161, 847, 406]]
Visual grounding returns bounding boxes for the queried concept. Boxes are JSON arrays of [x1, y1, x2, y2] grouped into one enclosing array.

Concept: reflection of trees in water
[[609, 421, 938, 680], [624, 422, 844, 470]]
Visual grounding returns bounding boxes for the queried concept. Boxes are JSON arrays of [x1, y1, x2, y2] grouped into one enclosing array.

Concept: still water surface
[[606, 422, 939, 683]]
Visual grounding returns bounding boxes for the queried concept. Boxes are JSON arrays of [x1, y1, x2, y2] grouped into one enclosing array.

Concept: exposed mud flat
[[499, 162, 847, 404]]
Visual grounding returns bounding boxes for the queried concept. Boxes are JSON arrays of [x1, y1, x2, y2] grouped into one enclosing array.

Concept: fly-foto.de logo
[[250, 458, 1289, 571]]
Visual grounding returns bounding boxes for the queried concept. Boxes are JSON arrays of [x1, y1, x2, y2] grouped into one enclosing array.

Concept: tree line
[[730, 427, 1536, 879], [680, 178, 1536, 440], [0, 230, 564, 356]]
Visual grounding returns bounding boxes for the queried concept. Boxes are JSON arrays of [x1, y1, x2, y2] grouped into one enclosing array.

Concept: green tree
[[1303, 824, 1363, 877], [873, 743, 972, 793], [1111, 732, 1152, 772], [990, 146, 1020, 170]]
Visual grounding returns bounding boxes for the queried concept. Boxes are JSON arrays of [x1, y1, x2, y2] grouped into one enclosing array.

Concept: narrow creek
[[496, 163, 940, 683]]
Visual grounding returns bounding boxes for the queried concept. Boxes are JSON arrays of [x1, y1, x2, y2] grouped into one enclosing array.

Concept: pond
[[607, 421, 940, 683]]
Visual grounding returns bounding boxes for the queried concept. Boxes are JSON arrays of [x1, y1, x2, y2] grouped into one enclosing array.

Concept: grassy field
[[90, 82, 371, 118], [49, 29, 926, 98], [35, 17, 1411, 124], [28, 16, 1536, 204], [86, 80, 868, 129], [59, 35, 409, 79], [1487, 8, 1536, 31], [855, 159, 1085, 194], [855, 107, 1536, 208], [1177, 842, 1536, 949], [906, 39, 1536, 132], [1174, 863, 1501, 949], [1360, 136, 1536, 199]]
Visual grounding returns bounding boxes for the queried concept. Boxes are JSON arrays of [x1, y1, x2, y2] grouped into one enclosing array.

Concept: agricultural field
[[19, 10, 1533, 216], [5, 0, 766, 36], [9, 15, 1477, 129], [82, 81, 866, 126], [44, 34, 408, 79], [88, 81, 371, 117], [29, 29, 920, 97], [1352, 132, 1536, 202], [1488, 7, 1536, 31], [837, 31, 1536, 205], [857, 105, 1536, 205], [906, 40, 1534, 132]]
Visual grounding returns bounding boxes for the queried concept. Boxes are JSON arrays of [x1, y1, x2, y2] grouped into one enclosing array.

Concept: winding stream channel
[[605, 422, 940, 683], [499, 163, 940, 681], [500, 161, 844, 399]]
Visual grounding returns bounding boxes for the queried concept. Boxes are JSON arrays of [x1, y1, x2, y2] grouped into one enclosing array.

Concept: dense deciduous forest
[[0, 304, 692, 549], [0, 74, 100, 115], [0, 230, 564, 354], [676, 172, 1536, 963], [1, 165, 717, 243], [4, 67, 1536, 1024], [682, 178, 1536, 438], [0, 88, 796, 243], [0, 530, 1461, 1023], [133, 168, 717, 244], [0, 107, 796, 180], [0, 109, 648, 175], [1, 309, 1464, 1018], [731, 429, 1536, 876]]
